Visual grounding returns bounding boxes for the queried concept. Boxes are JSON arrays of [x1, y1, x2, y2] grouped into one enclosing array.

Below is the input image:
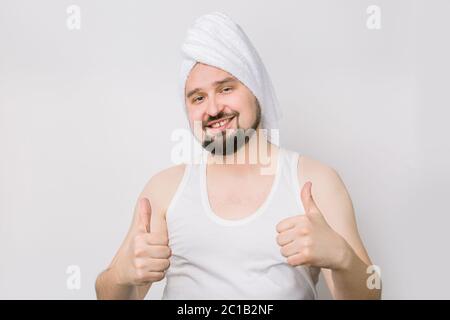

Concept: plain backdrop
[[1, 0, 449, 299]]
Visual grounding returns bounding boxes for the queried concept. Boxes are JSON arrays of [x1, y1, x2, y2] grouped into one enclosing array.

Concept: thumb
[[300, 181, 320, 215], [138, 197, 152, 233]]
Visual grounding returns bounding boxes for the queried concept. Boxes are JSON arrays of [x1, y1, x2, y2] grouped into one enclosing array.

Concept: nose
[[205, 94, 224, 117]]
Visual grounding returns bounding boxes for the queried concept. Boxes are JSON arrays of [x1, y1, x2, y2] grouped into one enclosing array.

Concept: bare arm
[[95, 176, 170, 300], [299, 157, 382, 299], [95, 200, 152, 300]]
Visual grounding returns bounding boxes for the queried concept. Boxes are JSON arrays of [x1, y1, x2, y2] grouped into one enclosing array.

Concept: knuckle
[[132, 237, 140, 249], [135, 269, 144, 280], [133, 247, 141, 257], [302, 237, 313, 248], [149, 258, 166, 272], [162, 259, 170, 270], [132, 258, 139, 268], [134, 233, 145, 244], [133, 259, 144, 270], [133, 245, 147, 258], [152, 246, 163, 258], [275, 224, 282, 233], [280, 246, 288, 257], [276, 234, 282, 245], [297, 215, 306, 222], [302, 247, 311, 259], [153, 272, 165, 282], [164, 246, 172, 258], [153, 259, 165, 271], [287, 256, 298, 266], [299, 227, 309, 236], [303, 219, 312, 228]]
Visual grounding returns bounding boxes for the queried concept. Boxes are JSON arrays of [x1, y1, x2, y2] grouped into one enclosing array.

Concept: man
[[95, 12, 381, 300]]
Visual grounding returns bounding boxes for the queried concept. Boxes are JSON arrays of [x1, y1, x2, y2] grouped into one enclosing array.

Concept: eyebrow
[[186, 77, 238, 99]]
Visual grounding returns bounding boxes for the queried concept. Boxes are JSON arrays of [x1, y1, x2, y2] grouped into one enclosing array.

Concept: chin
[[202, 128, 252, 156]]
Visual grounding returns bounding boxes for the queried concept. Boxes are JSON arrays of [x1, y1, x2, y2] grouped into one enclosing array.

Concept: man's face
[[185, 63, 261, 155]]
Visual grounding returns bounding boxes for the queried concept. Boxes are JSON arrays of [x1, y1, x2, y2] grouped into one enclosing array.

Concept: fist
[[275, 181, 349, 270], [120, 197, 172, 286]]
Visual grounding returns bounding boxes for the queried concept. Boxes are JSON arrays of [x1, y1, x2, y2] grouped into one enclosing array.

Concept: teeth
[[212, 120, 226, 128], [210, 117, 232, 128]]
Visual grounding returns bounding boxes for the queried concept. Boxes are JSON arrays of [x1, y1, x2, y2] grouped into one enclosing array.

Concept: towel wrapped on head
[[179, 12, 283, 145]]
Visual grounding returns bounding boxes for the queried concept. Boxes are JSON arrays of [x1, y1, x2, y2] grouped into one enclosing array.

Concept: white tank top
[[162, 147, 320, 299]]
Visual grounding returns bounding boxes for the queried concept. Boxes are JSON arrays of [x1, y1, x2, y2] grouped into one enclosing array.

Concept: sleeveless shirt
[[162, 147, 320, 299]]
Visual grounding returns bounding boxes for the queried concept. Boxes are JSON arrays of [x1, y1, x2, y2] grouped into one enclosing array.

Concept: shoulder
[[297, 155, 342, 188], [148, 163, 187, 189], [140, 163, 188, 216], [296, 154, 352, 219]]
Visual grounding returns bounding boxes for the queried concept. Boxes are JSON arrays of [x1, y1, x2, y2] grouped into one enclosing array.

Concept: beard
[[202, 100, 262, 156]]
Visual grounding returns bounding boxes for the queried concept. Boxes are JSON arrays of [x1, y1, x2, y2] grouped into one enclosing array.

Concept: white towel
[[179, 11, 283, 145]]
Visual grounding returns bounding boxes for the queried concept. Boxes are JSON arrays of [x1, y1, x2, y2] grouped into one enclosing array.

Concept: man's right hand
[[114, 197, 171, 286]]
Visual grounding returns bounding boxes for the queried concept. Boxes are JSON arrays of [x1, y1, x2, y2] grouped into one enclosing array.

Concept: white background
[[1, 0, 449, 299]]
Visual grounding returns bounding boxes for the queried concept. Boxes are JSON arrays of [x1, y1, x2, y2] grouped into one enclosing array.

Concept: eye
[[193, 96, 204, 104], [221, 87, 233, 93]]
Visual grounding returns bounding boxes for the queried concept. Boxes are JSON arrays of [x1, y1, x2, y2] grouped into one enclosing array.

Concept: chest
[[206, 173, 276, 220]]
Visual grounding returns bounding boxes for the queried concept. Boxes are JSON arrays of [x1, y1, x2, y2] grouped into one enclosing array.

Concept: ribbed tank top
[[162, 146, 320, 299]]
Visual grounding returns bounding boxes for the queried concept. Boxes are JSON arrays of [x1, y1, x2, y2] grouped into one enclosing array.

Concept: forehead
[[185, 63, 236, 90]]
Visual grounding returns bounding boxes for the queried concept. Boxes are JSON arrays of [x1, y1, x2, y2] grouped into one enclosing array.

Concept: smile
[[206, 116, 235, 133]]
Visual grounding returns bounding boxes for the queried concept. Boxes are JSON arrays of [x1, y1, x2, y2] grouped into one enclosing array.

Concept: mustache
[[204, 111, 239, 127]]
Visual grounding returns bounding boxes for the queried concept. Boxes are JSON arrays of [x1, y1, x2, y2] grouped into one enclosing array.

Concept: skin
[[95, 63, 382, 300]]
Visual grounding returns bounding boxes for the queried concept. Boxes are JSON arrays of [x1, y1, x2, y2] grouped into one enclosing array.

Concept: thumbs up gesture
[[276, 182, 350, 270], [118, 197, 172, 286]]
